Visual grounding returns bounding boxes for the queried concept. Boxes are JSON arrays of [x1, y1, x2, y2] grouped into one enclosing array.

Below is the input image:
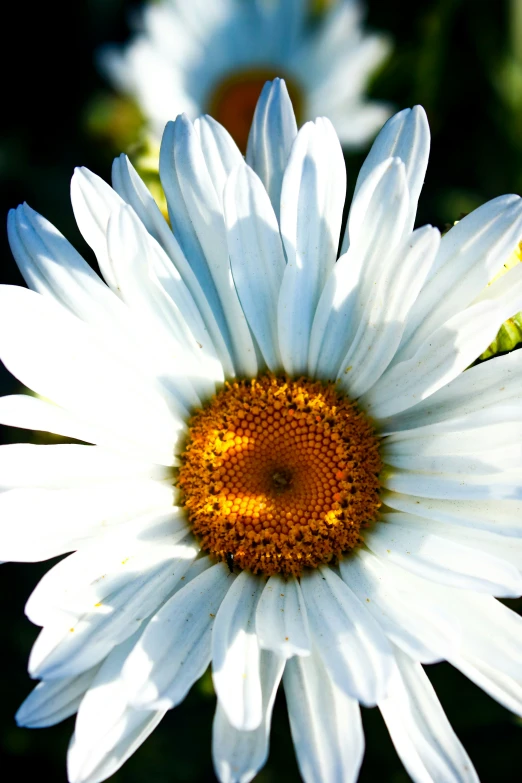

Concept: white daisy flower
[[100, 0, 391, 152], [4, 79, 522, 783]]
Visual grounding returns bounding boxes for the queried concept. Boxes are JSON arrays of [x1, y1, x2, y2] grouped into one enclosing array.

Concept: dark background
[[1, 0, 521, 780]]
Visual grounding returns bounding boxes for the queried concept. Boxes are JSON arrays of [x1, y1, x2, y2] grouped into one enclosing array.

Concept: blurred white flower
[[100, 0, 391, 151]]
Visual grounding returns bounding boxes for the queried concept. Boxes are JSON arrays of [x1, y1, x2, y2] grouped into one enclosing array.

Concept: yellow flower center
[[178, 375, 382, 576], [206, 69, 304, 152]]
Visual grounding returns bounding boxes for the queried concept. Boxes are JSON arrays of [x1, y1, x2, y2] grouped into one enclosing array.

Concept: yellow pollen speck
[[178, 374, 382, 576]]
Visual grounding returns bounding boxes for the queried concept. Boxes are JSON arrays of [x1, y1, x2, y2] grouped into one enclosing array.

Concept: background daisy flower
[[2, 80, 522, 783], [99, 0, 392, 152]]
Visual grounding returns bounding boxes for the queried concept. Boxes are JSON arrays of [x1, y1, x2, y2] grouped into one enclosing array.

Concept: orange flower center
[[178, 375, 382, 576], [206, 69, 304, 152]]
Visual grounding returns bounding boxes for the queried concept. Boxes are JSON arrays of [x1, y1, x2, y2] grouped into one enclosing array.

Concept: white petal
[[378, 347, 522, 435], [194, 114, 243, 204], [381, 465, 522, 501], [212, 651, 284, 783], [7, 203, 128, 330], [0, 444, 167, 489], [159, 121, 230, 343], [70, 167, 125, 292], [106, 203, 220, 402], [365, 513, 522, 596], [160, 115, 257, 376], [149, 246, 227, 387], [111, 153, 167, 238], [383, 419, 522, 457], [123, 562, 234, 710], [383, 404, 522, 442], [447, 593, 522, 682], [0, 479, 175, 562], [0, 395, 159, 459], [25, 515, 195, 629], [278, 118, 346, 375], [339, 550, 458, 664], [342, 105, 430, 251], [416, 523, 522, 571], [0, 286, 185, 465], [212, 570, 265, 731], [337, 225, 440, 397], [111, 153, 234, 377], [362, 278, 522, 419], [283, 646, 364, 783], [382, 490, 522, 538], [398, 195, 522, 362], [474, 248, 522, 311], [309, 157, 409, 380], [28, 531, 198, 679], [67, 634, 165, 783], [246, 78, 298, 220], [451, 654, 522, 717], [379, 650, 479, 783], [8, 202, 186, 411], [386, 571, 522, 714], [224, 163, 286, 372], [255, 575, 311, 659], [16, 667, 100, 728], [299, 566, 393, 706], [382, 432, 522, 474], [345, 155, 410, 287]]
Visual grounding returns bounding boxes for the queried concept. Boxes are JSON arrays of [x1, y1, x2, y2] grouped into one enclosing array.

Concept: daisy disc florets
[[179, 374, 382, 575]]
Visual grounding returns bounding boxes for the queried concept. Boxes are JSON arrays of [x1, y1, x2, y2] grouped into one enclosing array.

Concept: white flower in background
[[100, 0, 391, 151], [4, 79, 522, 783]]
